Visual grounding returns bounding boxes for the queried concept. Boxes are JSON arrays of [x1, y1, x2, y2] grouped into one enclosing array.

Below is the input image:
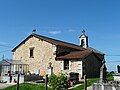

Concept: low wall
[[1, 75, 24, 83], [24, 74, 43, 82], [113, 73, 120, 81], [1, 74, 44, 83]]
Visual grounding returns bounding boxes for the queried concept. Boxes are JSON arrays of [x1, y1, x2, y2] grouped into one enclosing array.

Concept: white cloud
[[68, 29, 76, 32], [48, 31, 61, 35], [0, 42, 8, 45]]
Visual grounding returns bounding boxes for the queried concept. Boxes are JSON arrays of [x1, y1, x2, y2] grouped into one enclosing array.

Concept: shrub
[[107, 71, 114, 76], [48, 73, 68, 90]]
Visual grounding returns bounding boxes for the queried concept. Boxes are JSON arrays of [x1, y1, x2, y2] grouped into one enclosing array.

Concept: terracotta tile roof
[[12, 33, 86, 52], [56, 50, 93, 60]]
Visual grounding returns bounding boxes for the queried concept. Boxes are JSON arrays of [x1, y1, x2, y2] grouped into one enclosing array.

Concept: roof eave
[[12, 34, 33, 52]]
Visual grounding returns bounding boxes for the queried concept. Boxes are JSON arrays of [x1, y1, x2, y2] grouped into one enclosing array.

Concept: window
[[81, 39, 85, 47], [29, 47, 34, 58], [64, 60, 69, 70]]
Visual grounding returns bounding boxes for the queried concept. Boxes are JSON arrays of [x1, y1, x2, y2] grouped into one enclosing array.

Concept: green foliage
[[0, 80, 3, 83], [106, 76, 114, 81], [87, 78, 99, 86], [48, 73, 68, 90], [107, 71, 114, 76], [106, 71, 114, 81]]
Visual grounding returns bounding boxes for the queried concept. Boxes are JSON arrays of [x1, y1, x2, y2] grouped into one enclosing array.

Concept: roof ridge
[[32, 33, 83, 47], [12, 33, 86, 52], [87, 47, 105, 55]]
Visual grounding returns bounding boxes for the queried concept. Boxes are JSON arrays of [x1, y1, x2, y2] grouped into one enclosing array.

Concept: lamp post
[[16, 73, 20, 90], [45, 74, 48, 90]]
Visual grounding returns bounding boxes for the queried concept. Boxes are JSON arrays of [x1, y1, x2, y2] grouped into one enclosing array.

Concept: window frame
[[29, 47, 34, 58], [64, 60, 69, 70], [81, 39, 85, 47]]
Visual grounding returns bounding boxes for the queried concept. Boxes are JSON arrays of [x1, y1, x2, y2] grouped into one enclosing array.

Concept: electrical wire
[[106, 55, 120, 56], [0, 44, 13, 48], [0, 50, 11, 53], [106, 61, 120, 63]]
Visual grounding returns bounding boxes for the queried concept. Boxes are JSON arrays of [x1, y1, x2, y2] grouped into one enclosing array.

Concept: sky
[[0, 0, 120, 71]]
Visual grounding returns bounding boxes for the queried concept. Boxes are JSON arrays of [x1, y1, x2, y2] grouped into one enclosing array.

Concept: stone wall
[[57, 59, 83, 79], [13, 36, 62, 75], [70, 60, 83, 78]]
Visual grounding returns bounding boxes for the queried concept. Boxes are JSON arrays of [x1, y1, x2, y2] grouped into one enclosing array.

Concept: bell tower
[[79, 30, 88, 48]]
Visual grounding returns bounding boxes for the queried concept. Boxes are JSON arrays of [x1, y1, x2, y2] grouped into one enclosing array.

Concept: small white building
[[0, 60, 28, 83]]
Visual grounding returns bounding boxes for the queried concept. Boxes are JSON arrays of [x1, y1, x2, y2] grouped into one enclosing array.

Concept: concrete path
[[68, 84, 93, 90], [0, 83, 16, 89]]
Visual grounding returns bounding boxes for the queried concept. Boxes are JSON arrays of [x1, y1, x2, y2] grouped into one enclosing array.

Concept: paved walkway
[[0, 83, 16, 89], [68, 84, 93, 90], [87, 86, 92, 90]]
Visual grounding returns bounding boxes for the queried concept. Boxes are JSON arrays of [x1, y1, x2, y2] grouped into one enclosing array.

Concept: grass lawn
[[70, 78, 100, 90], [0, 83, 53, 90]]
